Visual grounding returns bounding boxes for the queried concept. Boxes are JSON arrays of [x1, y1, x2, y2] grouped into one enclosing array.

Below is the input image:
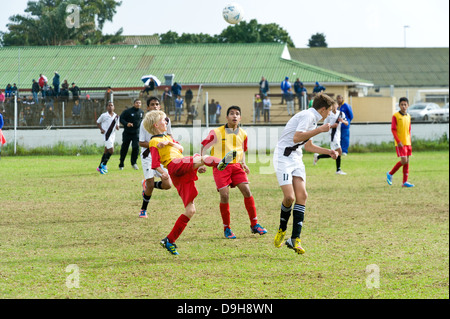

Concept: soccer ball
[[222, 3, 244, 25]]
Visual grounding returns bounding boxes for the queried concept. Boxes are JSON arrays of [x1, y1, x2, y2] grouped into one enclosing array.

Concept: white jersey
[[323, 110, 346, 143], [275, 108, 323, 157], [96, 112, 119, 141]]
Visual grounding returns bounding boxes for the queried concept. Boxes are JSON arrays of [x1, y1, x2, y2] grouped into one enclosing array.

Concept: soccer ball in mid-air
[[222, 3, 244, 25]]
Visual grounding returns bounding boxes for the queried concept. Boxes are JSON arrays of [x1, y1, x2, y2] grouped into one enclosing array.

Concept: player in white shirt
[[313, 101, 349, 174], [273, 93, 338, 254], [138, 96, 172, 218], [96, 101, 119, 174]]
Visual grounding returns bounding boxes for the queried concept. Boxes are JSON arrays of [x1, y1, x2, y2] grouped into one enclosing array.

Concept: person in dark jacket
[[119, 99, 145, 170], [52, 72, 60, 96]]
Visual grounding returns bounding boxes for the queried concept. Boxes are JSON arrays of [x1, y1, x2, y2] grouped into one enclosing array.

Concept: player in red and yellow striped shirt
[[201, 106, 267, 239], [143, 110, 235, 255], [387, 97, 414, 187]]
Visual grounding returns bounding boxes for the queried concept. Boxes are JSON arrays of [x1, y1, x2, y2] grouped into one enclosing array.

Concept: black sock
[[291, 204, 305, 239], [279, 203, 292, 231], [99, 153, 107, 168], [141, 194, 151, 210], [336, 155, 341, 171], [103, 152, 112, 165], [318, 154, 331, 159], [154, 181, 163, 189]]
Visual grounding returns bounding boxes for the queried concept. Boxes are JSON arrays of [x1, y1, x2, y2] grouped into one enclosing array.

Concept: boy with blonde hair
[[143, 110, 236, 255]]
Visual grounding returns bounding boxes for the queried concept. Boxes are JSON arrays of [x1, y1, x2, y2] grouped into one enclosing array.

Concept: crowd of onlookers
[[0, 74, 329, 127], [0, 72, 109, 127]]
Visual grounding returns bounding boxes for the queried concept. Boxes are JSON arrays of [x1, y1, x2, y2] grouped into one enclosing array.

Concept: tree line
[[0, 0, 327, 48]]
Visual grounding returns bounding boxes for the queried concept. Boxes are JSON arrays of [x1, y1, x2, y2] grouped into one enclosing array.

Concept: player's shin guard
[[279, 203, 292, 232], [167, 214, 190, 243], [292, 204, 305, 239], [402, 163, 409, 184], [390, 161, 403, 175], [220, 202, 231, 228], [141, 194, 151, 210], [244, 196, 258, 227]]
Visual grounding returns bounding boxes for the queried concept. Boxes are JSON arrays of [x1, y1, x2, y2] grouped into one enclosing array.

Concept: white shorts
[[105, 135, 115, 150], [273, 150, 306, 186], [330, 140, 341, 151], [141, 156, 166, 180]]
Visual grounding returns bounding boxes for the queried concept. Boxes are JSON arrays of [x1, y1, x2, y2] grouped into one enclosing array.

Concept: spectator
[[24, 96, 37, 126], [185, 88, 193, 112], [215, 101, 222, 124], [5, 84, 12, 98], [38, 74, 47, 98], [60, 79, 69, 101], [70, 82, 81, 101], [174, 95, 184, 122], [31, 79, 40, 104], [142, 78, 155, 96], [185, 104, 197, 125], [313, 81, 326, 93], [39, 106, 45, 126], [0, 90, 5, 108], [45, 106, 55, 126], [285, 88, 295, 116], [52, 72, 60, 96], [259, 76, 270, 97], [0, 109, 5, 158], [254, 94, 262, 122], [11, 83, 18, 96], [294, 78, 308, 110], [72, 99, 81, 124], [161, 87, 173, 114], [104, 86, 114, 106], [263, 95, 271, 123], [280, 76, 291, 104], [171, 82, 182, 111], [208, 99, 216, 124]]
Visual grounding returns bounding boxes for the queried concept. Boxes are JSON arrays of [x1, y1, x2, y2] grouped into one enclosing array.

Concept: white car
[[408, 102, 441, 121], [428, 103, 449, 123]]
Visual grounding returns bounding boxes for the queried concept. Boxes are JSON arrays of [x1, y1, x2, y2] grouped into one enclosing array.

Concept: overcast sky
[[1, 0, 449, 48]]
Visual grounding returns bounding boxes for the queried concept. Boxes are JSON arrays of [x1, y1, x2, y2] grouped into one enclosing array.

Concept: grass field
[[0, 151, 448, 299]]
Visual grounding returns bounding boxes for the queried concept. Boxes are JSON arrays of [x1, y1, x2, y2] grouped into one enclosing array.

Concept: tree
[[0, 0, 123, 46], [159, 19, 295, 47], [307, 33, 328, 48]]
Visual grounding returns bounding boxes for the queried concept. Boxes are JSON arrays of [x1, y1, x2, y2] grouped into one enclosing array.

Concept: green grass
[[0, 151, 448, 299]]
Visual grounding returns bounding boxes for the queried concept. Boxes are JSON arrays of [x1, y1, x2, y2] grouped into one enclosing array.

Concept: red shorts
[[167, 156, 198, 207], [396, 145, 412, 157], [213, 163, 249, 190]]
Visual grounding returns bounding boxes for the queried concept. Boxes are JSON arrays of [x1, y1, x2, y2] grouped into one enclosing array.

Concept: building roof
[[0, 43, 371, 89], [289, 47, 449, 87]]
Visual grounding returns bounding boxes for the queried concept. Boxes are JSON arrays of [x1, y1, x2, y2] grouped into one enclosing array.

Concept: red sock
[[203, 156, 221, 167], [389, 161, 403, 175], [403, 163, 409, 184], [167, 214, 190, 243], [220, 203, 231, 229], [244, 196, 258, 227]]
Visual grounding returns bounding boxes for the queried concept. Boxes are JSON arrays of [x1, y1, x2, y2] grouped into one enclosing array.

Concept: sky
[[1, 0, 449, 48]]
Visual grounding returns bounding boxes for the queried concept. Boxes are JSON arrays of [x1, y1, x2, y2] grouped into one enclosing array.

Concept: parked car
[[428, 103, 449, 122], [407, 102, 441, 121]]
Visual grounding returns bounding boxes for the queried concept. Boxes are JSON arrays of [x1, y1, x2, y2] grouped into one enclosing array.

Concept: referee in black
[[119, 99, 145, 170]]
